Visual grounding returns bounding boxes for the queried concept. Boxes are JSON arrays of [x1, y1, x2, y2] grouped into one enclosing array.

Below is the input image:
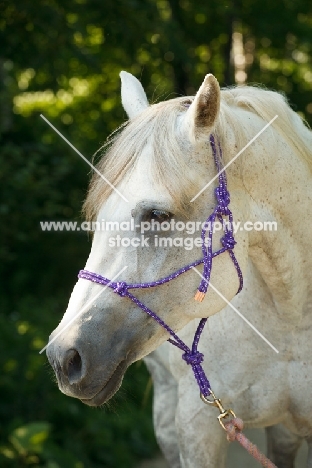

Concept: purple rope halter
[[78, 135, 243, 398]]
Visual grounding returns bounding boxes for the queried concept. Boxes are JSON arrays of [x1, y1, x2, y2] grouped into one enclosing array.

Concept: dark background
[[1, 0, 312, 466]]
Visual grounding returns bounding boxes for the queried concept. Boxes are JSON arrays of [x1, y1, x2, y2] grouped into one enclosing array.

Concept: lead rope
[[201, 392, 278, 468], [225, 418, 278, 468], [78, 134, 277, 468]]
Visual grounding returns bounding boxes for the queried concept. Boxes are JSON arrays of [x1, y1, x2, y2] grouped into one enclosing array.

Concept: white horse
[[47, 71, 312, 468]]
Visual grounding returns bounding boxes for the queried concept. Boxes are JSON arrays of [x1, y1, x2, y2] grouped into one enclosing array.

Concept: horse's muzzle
[[46, 338, 129, 405]]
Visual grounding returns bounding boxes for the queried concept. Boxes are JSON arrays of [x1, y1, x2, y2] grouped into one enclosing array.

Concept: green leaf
[[9, 422, 51, 456]]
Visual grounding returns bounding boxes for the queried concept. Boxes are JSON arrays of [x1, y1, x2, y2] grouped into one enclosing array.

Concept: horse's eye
[[150, 210, 172, 223]]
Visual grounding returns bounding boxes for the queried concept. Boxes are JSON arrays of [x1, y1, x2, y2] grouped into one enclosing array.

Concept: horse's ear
[[120, 71, 149, 119], [183, 74, 220, 143]]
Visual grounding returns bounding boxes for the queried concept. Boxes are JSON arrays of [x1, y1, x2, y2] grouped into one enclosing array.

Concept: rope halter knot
[[221, 232, 236, 250], [113, 282, 128, 297], [180, 347, 211, 398], [182, 351, 204, 366]]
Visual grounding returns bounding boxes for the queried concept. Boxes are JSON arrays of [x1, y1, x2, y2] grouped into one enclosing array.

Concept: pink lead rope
[[225, 418, 278, 468]]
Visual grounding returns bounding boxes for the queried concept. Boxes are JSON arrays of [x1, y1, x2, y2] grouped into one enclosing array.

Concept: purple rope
[[80, 253, 218, 291], [78, 135, 243, 398], [196, 135, 237, 296]]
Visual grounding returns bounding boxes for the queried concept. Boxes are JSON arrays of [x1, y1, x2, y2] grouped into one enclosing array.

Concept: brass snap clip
[[201, 390, 236, 430]]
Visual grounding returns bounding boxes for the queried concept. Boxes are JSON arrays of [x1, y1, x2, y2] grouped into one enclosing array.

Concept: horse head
[[46, 72, 248, 405]]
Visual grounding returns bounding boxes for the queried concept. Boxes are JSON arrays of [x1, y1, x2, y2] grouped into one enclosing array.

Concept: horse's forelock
[[83, 97, 200, 221]]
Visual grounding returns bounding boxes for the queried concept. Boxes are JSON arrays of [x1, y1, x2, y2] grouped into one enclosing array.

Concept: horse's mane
[[83, 86, 312, 221]]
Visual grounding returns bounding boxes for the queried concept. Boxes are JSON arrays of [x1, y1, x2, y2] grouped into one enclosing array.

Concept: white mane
[[84, 86, 312, 221]]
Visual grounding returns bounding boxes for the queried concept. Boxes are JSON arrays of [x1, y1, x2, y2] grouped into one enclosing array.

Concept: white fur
[[120, 70, 149, 118]]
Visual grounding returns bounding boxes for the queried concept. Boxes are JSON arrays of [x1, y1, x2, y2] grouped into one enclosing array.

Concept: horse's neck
[[238, 123, 312, 324]]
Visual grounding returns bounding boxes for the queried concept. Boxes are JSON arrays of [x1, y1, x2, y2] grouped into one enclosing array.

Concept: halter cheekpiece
[[78, 134, 243, 398]]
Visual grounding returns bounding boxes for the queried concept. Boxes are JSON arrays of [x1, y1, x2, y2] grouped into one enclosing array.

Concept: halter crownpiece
[[194, 135, 241, 301], [78, 134, 243, 398]]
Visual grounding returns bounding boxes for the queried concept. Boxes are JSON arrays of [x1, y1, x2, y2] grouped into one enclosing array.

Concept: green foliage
[[6, 421, 51, 461], [0, 0, 311, 466], [0, 297, 156, 467]]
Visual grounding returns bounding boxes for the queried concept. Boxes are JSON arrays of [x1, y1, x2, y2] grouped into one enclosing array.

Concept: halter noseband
[[78, 134, 243, 398]]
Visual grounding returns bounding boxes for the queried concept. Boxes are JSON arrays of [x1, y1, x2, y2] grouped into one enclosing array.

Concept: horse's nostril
[[65, 349, 83, 384]]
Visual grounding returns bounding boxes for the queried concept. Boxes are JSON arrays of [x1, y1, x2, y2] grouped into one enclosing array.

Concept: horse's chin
[[80, 360, 128, 407]]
